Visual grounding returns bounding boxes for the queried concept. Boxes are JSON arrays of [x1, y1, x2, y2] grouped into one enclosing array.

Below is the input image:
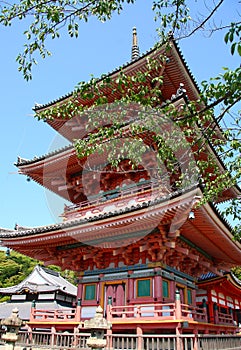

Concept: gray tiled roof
[[0, 265, 77, 297], [0, 228, 14, 234]]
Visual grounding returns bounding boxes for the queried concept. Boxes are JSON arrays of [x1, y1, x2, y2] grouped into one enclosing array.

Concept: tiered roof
[[1, 185, 241, 274], [33, 38, 200, 141], [14, 36, 239, 203], [0, 32, 240, 278]]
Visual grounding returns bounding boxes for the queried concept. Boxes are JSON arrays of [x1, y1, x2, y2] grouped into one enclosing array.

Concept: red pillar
[[175, 290, 182, 320], [30, 300, 36, 322], [153, 269, 162, 300], [75, 298, 82, 321], [202, 299, 208, 323], [77, 279, 83, 300], [213, 303, 219, 324], [127, 271, 134, 302]]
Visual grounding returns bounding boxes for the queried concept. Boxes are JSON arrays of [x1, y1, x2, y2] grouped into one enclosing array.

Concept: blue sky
[[0, 0, 240, 229]]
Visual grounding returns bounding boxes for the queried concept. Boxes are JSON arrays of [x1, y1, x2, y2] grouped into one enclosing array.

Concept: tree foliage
[[232, 266, 241, 280], [0, 250, 37, 288], [0, 0, 240, 237]]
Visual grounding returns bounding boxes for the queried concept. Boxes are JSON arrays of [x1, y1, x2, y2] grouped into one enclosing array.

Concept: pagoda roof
[[0, 265, 77, 296], [15, 36, 240, 203], [0, 186, 241, 272], [1, 184, 199, 238], [34, 39, 199, 114], [16, 144, 72, 166], [33, 39, 204, 143], [15, 133, 240, 204]]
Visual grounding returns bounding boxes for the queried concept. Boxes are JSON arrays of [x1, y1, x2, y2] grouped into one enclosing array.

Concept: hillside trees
[[0, 0, 240, 236], [0, 250, 76, 302]]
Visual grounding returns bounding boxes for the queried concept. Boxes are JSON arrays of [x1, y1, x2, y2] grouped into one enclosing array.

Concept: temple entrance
[[177, 285, 185, 303], [104, 282, 126, 317]]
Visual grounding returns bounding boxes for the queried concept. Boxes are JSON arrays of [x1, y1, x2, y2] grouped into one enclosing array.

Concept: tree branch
[[177, 0, 224, 40]]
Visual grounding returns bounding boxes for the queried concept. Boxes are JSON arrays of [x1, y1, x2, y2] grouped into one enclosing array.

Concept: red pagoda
[[1, 29, 241, 339]]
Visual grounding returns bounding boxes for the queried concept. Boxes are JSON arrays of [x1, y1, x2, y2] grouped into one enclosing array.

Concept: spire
[[131, 27, 140, 61]]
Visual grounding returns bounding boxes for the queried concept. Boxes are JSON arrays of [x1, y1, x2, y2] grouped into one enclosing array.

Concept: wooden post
[[75, 298, 82, 321], [175, 290, 183, 350], [193, 330, 198, 350], [175, 290, 182, 320], [26, 325, 32, 344], [213, 303, 219, 324], [154, 269, 162, 300], [136, 326, 143, 350], [207, 289, 214, 323], [29, 300, 36, 322], [202, 299, 208, 323], [106, 296, 112, 323], [106, 328, 113, 350], [175, 325, 183, 350], [127, 272, 134, 301], [51, 326, 56, 348], [73, 326, 79, 348]]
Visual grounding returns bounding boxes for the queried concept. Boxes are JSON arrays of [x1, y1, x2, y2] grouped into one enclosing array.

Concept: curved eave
[[203, 143, 241, 202], [34, 40, 200, 141], [16, 138, 239, 205], [16, 144, 72, 166], [1, 187, 240, 269], [34, 40, 200, 112], [217, 184, 241, 202], [0, 186, 199, 246], [181, 202, 241, 267], [197, 273, 241, 296], [16, 146, 81, 202], [0, 284, 58, 295]]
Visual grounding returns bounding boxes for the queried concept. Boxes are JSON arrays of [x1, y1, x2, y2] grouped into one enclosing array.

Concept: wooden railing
[[63, 180, 165, 220], [30, 308, 77, 322], [106, 302, 207, 323], [108, 303, 176, 320], [29, 302, 235, 328], [18, 330, 91, 349], [181, 303, 208, 322], [16, 331, 241, 350], [197, 334, 241, 350], [217, 311, 234, 325]]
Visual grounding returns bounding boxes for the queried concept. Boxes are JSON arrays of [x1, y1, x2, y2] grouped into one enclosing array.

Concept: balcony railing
[[107, 303, 176, 320], [106, 302, 208, 323], [63, 180, 167, 220], [216, 311, 234, 325], [29, 301, 236, 328], [30, 308, 77, 322]]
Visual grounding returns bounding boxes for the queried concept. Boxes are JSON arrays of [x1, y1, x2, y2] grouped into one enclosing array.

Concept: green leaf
[[231, 42, 236, 55]]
